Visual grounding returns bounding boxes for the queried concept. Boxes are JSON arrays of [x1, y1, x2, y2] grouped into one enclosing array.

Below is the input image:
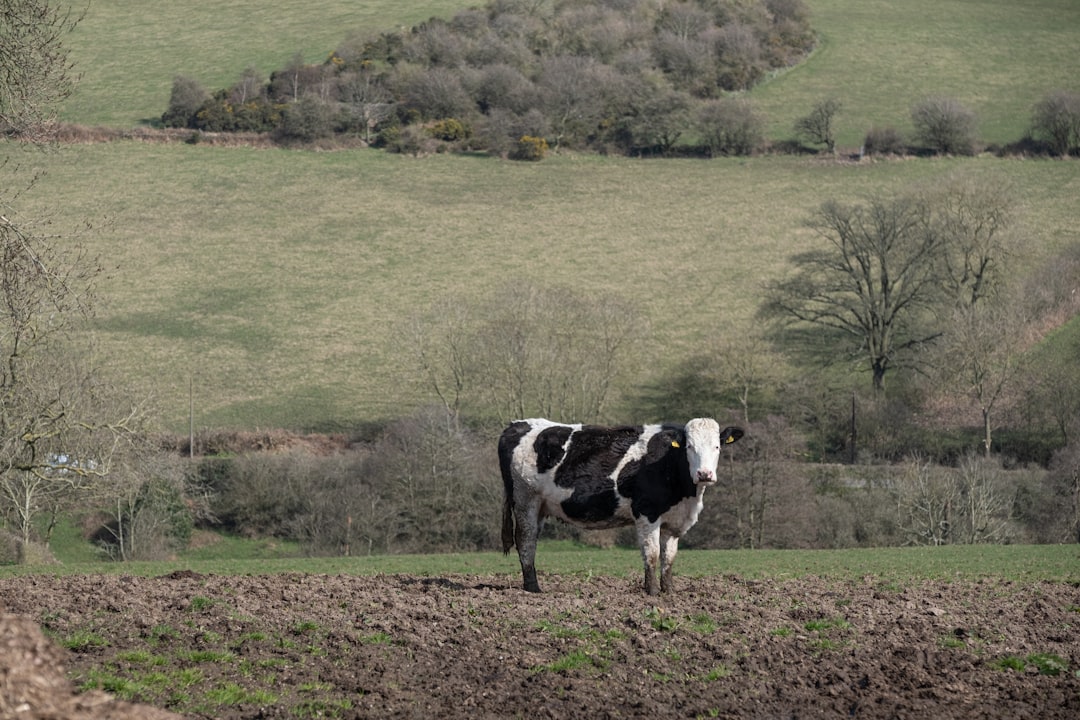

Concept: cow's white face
[[684, 418, 722, 484]]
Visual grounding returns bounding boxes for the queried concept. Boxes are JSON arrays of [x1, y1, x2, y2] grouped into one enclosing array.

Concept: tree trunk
[[872, 362, 886, 394]]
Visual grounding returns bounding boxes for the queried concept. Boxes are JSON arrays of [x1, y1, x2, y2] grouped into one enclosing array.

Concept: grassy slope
[[20, 146, 1080, 430], [23, 0, 1080, 431], [754, 0, 1080, 147], [64, 0, 1080, 145], [61, 0, 464, 126]]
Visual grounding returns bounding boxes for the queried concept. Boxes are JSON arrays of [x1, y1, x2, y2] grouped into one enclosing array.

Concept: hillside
[[14, 0, 1079, 431], [63, 0, 1080, 145]]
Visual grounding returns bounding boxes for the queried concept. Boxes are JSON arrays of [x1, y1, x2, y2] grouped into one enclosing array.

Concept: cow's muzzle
[[696, 470, 716, 484]]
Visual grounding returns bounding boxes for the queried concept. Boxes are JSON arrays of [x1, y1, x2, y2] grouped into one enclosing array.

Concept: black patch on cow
[[498, 421, 534, 500], [554, 425, 645, 523], [616, 425, 696, 524], [534, 425, 573, 474]]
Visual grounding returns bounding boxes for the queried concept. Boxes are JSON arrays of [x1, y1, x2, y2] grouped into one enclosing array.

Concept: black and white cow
[[498, 418, 743, 595]]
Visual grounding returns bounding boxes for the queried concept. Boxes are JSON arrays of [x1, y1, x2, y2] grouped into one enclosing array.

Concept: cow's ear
[[649, 429, 682, 460], [720, 427, 744, 444], [665, 429, 685, 450]]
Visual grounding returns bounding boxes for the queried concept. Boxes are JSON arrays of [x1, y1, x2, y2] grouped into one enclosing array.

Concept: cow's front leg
[[659, 529, 680, 594], [635, 519, 662, 596], [514, 500, 543, 592]]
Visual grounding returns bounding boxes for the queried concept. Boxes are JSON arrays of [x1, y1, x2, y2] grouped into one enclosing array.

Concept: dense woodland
[[2, 0, 1080, 564]]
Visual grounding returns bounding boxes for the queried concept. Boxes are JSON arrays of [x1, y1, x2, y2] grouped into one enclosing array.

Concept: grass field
[[61, 0, 466, 127], [15, 143, 1080, 430], [753, 0, 1080, 147], [13, 0, 1080, 431], [4, 535, 1078, 584]]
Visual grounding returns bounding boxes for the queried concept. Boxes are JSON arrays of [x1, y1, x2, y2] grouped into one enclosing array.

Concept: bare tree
[[910, 96, 977, 155], [90, 425, 190, 561], [704, 330, 787, 427], [412, 281, 644, 426], [793, 97, 841, 153], [930, 300, 1028, 457], [0, 0, 82, 141], [762, 194, 945, 393], [0, 343, 150, 549], [893, 455, 958, 546], [924, 172, 1017, 307], [1030, 89, 1080, 156], [536, 55, 609, 151], [954, 453, 1012, 544], [1048, 442, 1080, 543], [161, 75, 209, 128], [0, 2, 154, 560], [728, 416, 804, 549], [410, 301, 474, 428], [368, 406, 498, 552], [338, 70, 395, 143], [230, 66, 264, 105], [1026, 358, 1080, 446]]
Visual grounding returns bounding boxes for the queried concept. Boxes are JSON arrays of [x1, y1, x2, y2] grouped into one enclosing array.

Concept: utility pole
[[189, 375, 195, 459]]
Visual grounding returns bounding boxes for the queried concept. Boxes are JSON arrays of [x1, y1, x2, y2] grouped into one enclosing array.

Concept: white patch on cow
[[660, 489, 707, 537], [510, 419, 581, 514], [607, 425, 661, 519]]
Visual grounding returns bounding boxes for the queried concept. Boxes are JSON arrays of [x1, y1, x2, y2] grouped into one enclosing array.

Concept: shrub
[[428, 118, 469, 142], [278, 96, 337, 142], [373, 124, 401, 148], [863, 126, 905, 156], [910, 96, 977, 155], [161, 75, 209, 129], [509, 135, 548, 161], [193, 91, 281, 133], [387, 124, 440, 155], [1030, 89, 1080, 157], [697, 98, 764, 156]]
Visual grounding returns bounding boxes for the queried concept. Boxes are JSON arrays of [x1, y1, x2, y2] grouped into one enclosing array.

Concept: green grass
[[3, 539, 1078, 583], [62, 0, 465, 127], [993, 653, 1070, 676], [13, 141, 1080, 431], [753, 0, 1080, 147]]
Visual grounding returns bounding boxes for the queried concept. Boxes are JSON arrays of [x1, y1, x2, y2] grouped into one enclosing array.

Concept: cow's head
[[684, 418, 743, 484]]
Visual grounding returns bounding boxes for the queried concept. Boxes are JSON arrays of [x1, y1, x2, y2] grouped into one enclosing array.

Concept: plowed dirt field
[[2, 571, 1078, 719]]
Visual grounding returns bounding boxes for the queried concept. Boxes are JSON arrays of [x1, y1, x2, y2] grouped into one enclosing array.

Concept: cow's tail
[[497, 433, 516, 555], [501, 495, 515, 555]]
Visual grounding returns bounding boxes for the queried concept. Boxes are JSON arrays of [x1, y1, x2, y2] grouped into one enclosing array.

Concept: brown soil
[[1, 571, 1078, 719]]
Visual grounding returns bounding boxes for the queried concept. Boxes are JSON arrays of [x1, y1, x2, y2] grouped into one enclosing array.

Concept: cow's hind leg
[[514, 499, 543, 592], [635, 518, 662, 596], [659, 529, 680, 594]]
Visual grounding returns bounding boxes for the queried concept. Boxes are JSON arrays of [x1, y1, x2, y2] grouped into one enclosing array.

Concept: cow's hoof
[[524, 583, 542, 593]]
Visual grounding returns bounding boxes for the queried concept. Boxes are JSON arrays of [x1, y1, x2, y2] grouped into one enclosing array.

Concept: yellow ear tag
[[671, 441, 680, 448], [725, 436, 735, 444]]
